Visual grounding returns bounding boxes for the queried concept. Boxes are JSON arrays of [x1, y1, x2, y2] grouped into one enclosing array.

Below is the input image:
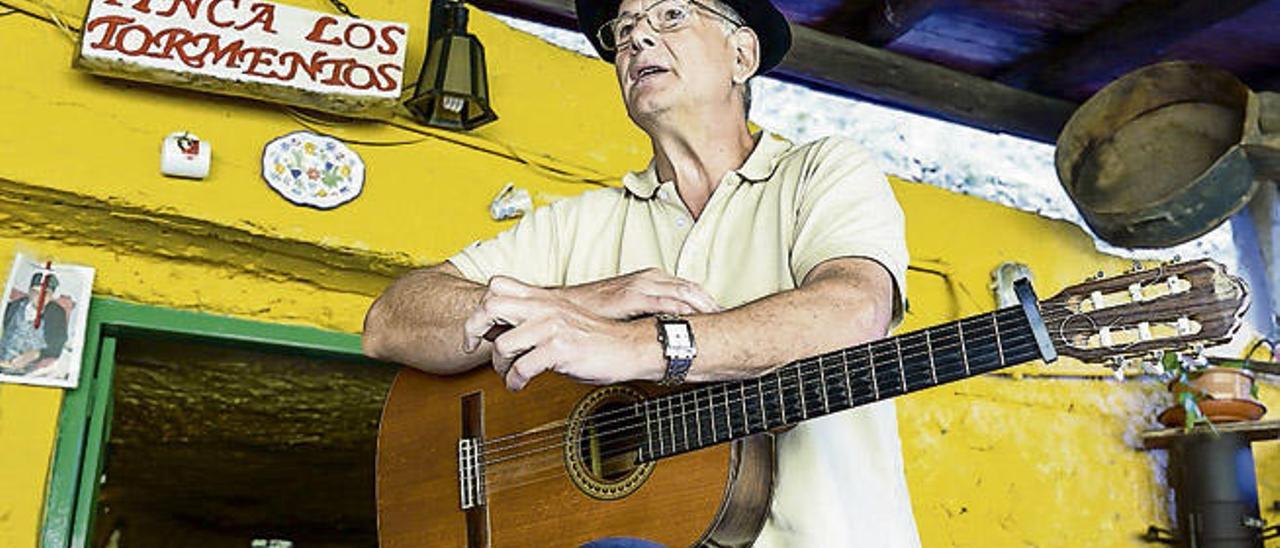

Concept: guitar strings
[[478, 333, 1044, 470], [477, 307, 1031, 456], [475, 294, 1206, 456], [475, 337, 1049, 491], [476, 307, 1188, 469], [490, 336, 1043, 469], [474, 293, 1223, 468], [468, 280, 1228, 489], [475, 281, 1227, 491], [475, 299, 1186, 462]]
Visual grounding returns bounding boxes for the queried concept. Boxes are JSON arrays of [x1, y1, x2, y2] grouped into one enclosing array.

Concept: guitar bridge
[[458, 437, 485, 510]]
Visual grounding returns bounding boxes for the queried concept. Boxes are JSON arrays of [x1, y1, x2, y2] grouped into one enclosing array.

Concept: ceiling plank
[[846, 0, 945, 47], [995, 0, 1266, 96], [471, 0, 1078, 143], [782, 25, 1077, 142]]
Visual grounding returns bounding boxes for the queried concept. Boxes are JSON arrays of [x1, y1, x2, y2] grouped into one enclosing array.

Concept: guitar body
[[377, 367, 775, 547]]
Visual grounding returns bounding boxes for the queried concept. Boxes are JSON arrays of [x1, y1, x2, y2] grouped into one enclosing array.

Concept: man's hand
[[462, 276, 664, 391], [562, 267, 721, 319]]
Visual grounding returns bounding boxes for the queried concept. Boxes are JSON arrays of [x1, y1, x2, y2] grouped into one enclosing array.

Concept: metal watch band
[[659, 357, 692, 386], [655, 314, 695, 386]]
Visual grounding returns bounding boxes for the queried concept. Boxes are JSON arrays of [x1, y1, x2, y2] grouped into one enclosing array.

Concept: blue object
[[581, 538, 666, 548]]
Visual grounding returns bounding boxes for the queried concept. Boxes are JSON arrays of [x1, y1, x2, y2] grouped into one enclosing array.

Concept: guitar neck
[[636, 299, 1054, 463]]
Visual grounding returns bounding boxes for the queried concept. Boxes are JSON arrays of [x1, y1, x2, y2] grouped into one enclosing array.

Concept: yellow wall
[[0, 1, 1275, 546]]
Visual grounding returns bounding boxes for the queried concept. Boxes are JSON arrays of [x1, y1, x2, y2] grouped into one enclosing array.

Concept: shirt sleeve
[[447, 197, 574, 287], [790, 137, 910, 327]]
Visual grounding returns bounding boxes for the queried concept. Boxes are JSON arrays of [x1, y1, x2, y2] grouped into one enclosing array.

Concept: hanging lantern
[[404, 0, 497, 130]]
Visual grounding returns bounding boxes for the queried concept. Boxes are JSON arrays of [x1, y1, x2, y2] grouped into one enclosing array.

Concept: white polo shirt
[[450, 131, 920, 547]]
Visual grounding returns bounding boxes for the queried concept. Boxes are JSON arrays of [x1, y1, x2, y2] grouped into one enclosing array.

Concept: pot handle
[[1245, 91, 1280, 181]]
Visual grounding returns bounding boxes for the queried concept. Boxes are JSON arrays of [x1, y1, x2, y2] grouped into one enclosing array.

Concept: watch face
[[662, 324, 691, 347]]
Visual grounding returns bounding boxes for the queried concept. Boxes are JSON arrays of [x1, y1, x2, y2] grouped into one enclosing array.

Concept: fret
[[776, 373, 786, 424], [992, 313, 1006, 367], [958, 320, 971, 376], [700, 387, 715, 446], [739, 383, 750, 433], [756, 377, 767, 430], [655, 397, 666, 456], [823, 352, 847, 412], [670, 396, 680, 453], [693, 388, 703, 446], [925, 329, 938, 385], [678, 392, 689, 452], [643, 399, 654, 460], [727, 384, 737, 437], [818, 356, 830, 414], [667, 396, 677, 453], [867, 344, 880, 399], [872, 343, 905, 398], [709, 385, 719, 442], [795, 367, 808, 419], [895, 337, 907, 392], [726, 384, 738, 438], [727, 384, 737, 440], [841, 349, 853, 407]]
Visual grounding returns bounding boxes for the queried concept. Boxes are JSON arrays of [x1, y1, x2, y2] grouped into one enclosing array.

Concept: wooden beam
[[779, 25, 1077, 142], [996, 0, 1265, 96], [847, 0, 945, 47], [473, 0, 1078, 143]]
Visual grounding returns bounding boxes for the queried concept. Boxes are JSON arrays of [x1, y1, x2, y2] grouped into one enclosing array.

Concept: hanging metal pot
[[1055, 61, 1280, 248]]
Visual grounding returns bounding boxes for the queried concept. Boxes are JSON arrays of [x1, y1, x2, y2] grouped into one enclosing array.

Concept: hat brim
[[575, 0, 792, 74]]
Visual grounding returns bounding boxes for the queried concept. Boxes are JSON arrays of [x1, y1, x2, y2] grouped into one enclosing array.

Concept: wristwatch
[[655, 314, 696, 385]]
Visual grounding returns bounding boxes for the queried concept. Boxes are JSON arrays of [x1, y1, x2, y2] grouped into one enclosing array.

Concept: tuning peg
[[1108, 356, 1127, 381], [1131, 260, 1144, 272], [1141, 360, 1164, 376], [1137, 350, 1165, 375]]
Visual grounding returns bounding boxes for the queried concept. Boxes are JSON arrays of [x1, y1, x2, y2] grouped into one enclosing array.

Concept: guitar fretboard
[[635, 305, 1047, 462]]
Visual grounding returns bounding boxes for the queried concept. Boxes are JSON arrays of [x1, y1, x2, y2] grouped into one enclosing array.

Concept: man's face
[[612, 0, 740, 122]]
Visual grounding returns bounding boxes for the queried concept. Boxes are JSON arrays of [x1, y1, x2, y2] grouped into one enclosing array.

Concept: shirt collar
[[621, 131, 793, 199]]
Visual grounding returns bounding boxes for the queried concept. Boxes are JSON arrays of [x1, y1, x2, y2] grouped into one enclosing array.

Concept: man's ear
[[730, 27, 760, 84]]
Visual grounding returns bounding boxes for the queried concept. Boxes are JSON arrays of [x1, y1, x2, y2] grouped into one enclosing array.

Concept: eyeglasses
[[597, 0, 742, 52]]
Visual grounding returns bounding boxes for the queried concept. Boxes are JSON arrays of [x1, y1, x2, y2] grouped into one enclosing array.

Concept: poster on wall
[[74, 0, 409, 118], [0, 254, 95, 389]]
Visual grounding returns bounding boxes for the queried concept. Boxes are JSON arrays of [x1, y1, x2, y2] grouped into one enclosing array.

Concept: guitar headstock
[[1039, 259, 1249, 364]]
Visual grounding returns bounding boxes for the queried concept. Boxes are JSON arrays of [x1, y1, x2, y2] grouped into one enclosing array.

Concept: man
[[2, 272, 69, 375], [362, 0, 920, 545]]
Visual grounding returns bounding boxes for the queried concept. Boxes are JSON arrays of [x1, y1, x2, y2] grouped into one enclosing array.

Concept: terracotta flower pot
[[1156, 367, 1267, 428]]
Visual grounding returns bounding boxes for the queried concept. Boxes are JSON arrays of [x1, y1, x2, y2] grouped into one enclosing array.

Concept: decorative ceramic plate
[[262, 131, 365, 209]]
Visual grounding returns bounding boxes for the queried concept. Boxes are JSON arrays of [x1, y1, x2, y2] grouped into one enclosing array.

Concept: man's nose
[[626, 18, 660, 53]]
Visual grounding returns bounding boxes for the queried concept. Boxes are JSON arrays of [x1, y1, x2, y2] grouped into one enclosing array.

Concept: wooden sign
[[75, 0, 410, 117]]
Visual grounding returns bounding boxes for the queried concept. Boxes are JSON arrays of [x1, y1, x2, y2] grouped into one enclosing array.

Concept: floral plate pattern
[[262, 131, 365, 209]]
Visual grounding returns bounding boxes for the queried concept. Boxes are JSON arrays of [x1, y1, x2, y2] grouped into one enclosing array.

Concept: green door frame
[[39, 297, 369, 548]]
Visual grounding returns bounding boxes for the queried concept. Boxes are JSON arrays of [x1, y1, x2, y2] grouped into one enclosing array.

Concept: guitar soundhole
[[564, 385, 655, 500], [577, 401, 643, 482]]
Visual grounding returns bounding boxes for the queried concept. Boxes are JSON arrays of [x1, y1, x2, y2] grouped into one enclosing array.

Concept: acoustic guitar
[[376, 259, 1247, 547]]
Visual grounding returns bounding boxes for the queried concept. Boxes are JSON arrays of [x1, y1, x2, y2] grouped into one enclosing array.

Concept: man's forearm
[[680, 258, 895, 382], [362, 263, 491, 374]]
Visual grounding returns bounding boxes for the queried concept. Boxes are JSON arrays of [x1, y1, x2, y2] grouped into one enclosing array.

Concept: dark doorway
[[91, 336, 395, 547]]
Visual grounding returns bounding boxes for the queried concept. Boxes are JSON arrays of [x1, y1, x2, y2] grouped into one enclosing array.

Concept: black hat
[[575, 0, 792, 74]]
